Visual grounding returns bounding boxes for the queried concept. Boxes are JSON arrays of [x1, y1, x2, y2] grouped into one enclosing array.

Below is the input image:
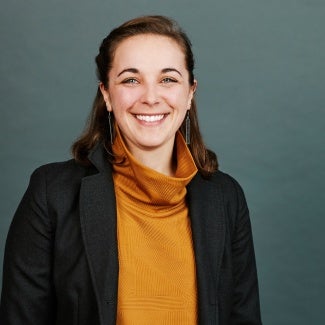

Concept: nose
[[141, 83, 160, 106]]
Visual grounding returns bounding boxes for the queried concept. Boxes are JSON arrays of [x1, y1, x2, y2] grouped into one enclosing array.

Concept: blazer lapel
[[79, 145, 118, 325], [187, 173, 226, 325]]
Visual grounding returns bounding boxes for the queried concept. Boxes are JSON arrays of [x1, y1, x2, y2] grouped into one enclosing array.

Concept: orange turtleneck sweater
[[112, 129, 198, 324]]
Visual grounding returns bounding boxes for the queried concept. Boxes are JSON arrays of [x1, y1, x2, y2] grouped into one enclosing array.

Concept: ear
[[99, 82, 112, 112], [192, 79, 198, 93], [188, 79, 197, 109]]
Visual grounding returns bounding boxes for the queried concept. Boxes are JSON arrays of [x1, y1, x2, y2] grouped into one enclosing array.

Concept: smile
[[136, 114, 165, 122]]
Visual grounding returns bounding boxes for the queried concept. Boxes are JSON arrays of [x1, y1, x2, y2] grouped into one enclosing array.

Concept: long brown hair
[[71, 15, 218, 177]]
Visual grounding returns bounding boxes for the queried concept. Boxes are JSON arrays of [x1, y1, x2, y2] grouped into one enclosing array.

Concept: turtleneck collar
[[112, 127, 198, 207]]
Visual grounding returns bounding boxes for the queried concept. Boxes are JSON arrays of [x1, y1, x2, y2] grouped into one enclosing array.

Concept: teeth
[[136, 114, 164, 122]]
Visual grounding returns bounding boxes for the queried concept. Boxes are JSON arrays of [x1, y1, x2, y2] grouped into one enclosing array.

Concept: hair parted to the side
[[71, 15, 218, 178]]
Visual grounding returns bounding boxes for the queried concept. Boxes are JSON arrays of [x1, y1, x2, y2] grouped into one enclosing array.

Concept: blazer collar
[[87, 142, 111, 174]]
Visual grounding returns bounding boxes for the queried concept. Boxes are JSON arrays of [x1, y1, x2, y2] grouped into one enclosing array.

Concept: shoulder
[[30, 159, 95, 185], [193, 170, 247, 204], [210, 170, 248, 212], [209, 170, 243, 188], [26, 159, 98, 202], [190, 170, 249, 227], [16, 159, 102, 226]]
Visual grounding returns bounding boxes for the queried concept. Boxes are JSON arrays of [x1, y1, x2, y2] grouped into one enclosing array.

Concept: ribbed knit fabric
[[112, 128, 198, 325]]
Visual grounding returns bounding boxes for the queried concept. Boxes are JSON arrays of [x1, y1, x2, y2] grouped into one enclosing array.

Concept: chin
[[138, 140, 165, 150]]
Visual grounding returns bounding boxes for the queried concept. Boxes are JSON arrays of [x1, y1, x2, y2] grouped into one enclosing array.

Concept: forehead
[[111, 34, 186, 70]]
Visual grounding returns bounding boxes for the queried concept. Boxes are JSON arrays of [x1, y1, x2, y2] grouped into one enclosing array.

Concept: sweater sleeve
[[0, 167, 56, 325], [227, 176, 262, 325]]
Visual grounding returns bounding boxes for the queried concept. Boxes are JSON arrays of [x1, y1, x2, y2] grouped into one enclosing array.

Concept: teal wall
[[1, 1, 324, 323]]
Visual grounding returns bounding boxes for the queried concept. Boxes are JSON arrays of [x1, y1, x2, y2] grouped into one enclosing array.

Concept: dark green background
[[1, 1, 324, 324]]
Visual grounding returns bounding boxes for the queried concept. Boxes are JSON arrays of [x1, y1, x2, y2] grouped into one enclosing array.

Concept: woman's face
[[100, 34, 196, 156]]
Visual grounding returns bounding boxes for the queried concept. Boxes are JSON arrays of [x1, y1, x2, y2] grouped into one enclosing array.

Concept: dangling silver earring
[[185, 110, 190, 145], [108, 111, 113, 145]]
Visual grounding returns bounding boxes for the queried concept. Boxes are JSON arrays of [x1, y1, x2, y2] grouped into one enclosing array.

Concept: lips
[[135, 114, 165, 122]]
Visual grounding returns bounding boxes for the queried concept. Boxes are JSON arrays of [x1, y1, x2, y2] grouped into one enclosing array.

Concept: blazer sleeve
[[0, 167, 56, 325], [227, 177, 262, 325]]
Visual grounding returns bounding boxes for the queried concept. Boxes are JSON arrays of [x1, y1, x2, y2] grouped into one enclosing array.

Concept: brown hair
[[71, 15, 218, 177]]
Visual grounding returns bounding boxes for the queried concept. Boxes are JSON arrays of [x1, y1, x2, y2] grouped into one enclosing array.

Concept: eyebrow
[[161, 68, 183, 77], [117, 67, 183, 77], [117, 68, 139, 77]]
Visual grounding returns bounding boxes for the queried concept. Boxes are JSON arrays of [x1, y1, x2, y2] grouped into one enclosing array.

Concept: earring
[[185, 110, 190, 145], [108, 111, 113, 145]]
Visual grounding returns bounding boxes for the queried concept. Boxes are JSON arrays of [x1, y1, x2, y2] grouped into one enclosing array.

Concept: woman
[[0, 15, 262, 324]]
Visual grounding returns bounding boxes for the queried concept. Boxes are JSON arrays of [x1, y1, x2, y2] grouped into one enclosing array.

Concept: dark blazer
[[0, 144, 262, 325]]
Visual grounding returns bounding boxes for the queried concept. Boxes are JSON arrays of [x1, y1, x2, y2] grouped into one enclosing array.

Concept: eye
[[161, 77, 177, 84], [122, 78, 139, 84]]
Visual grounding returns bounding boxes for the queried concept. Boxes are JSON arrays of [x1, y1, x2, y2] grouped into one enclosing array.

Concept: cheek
[[164, 88, 191, 108], [110, 88, 141, 110]]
